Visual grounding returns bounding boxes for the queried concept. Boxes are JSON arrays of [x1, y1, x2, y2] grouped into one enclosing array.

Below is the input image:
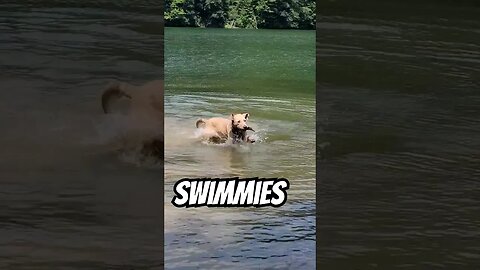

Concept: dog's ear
[[244, 113, 249, 119], [230, 113, 235, 120]]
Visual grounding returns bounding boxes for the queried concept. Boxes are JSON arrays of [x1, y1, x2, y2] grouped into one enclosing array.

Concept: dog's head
[[230, 113, 250, 130]]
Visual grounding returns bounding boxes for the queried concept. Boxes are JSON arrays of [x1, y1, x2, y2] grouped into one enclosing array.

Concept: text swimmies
[[171, 177, 289, 208]]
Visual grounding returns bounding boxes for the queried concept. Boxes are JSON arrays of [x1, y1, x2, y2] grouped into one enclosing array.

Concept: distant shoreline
[[164, 26, 316, 30], [165, 0, 315, 30]]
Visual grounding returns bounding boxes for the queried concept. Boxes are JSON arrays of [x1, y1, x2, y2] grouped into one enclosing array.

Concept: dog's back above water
[[195, 113, 255, 144]]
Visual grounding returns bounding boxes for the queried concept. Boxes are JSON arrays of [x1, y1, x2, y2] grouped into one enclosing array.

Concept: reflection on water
[[318, 2, 480, 269], [165, 28, 315, 269], [0, 3, 163, 268]]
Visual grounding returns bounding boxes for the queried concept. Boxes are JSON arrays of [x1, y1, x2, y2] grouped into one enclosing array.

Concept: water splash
[[92, 112, 163, 166]]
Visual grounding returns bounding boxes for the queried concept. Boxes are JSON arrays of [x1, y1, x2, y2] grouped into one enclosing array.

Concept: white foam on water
[[193, 126, 265, 147], [90, 112, 163, 166]]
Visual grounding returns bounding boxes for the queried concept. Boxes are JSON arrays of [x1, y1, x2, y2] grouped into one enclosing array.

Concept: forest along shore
[[165, 0, 315, 29]]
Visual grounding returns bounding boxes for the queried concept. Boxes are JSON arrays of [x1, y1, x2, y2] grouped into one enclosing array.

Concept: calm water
[[318, 2, 480, 269], [164, 28, 315, 269], [0, 3, 163, 268]]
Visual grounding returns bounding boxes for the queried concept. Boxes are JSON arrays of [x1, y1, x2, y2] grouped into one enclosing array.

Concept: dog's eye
[[237, 120, 240, 123]]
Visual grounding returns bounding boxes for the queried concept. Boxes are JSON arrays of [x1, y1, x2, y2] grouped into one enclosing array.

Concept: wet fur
[[196, 113, 255, 144]]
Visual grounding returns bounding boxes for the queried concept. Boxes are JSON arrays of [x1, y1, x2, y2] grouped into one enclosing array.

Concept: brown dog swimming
[[101, 80, 163, 159], [195, 113, 255, 144]]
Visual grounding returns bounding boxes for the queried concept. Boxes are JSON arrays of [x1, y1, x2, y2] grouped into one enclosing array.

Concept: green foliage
[[165, 0, 315, 29]]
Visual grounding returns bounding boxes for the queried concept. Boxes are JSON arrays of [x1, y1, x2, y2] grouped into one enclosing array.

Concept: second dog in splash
[[195, 113, 255, 144]]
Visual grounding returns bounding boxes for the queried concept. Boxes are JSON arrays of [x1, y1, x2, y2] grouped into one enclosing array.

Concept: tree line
[[165, 0, 315, 29]]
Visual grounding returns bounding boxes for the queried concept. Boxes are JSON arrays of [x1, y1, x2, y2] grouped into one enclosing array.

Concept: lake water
[[0, 3, 163, 268], [317, 2, 480, 269], [164, 28, 316, 269]]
